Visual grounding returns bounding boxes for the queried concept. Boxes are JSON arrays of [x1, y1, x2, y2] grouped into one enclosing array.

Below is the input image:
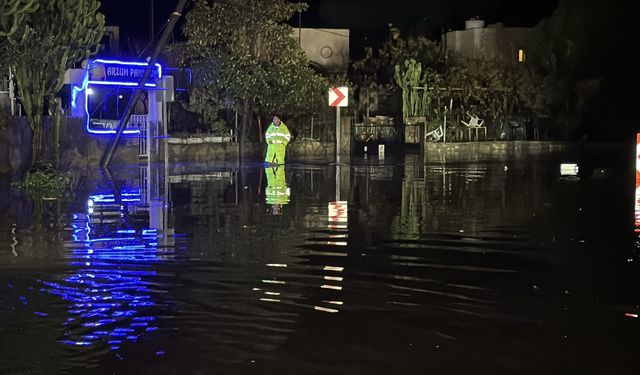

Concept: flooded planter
[[424, 141, 571, 162], [168, 136, 240, 162], [288, 139, 334, 160]]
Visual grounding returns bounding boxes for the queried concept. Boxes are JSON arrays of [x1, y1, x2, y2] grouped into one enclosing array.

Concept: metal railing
[[128, 115, 149, 158]]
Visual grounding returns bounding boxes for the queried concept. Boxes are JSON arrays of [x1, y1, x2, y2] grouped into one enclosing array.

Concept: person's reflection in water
[[264, 165, 290, 215]]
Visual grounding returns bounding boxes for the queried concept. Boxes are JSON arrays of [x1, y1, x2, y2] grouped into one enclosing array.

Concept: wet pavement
[[1, 145, 640, 374]]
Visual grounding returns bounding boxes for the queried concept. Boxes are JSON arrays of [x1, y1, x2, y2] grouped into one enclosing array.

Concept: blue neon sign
[[88, 59, 162, 84], [71, 59, 163, 135]]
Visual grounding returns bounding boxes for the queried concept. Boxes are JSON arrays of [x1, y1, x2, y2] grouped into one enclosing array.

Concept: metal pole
[[336, 162, 341, 201], [335, 106, 341, 159], [8, 67, 15, 116], [443, 106, 447, 144], [101, 0, 189, 169], [310, 90, 314, 139], [335, 105, 341, 201], [298, 11, 302, 45]]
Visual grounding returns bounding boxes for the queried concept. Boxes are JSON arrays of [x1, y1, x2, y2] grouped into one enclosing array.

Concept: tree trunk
[[14, 64, 45, 166], [51, 96, 62, 167], [31, 108, 43, 165], [239, 98, 251, 162]]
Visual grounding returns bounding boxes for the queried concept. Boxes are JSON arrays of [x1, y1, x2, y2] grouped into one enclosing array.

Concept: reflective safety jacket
[[265, 122, 291, 145]]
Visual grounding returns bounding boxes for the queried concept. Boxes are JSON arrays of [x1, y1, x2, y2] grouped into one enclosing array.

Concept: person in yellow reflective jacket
[[264, 165, 290, 215], [264, 115, 291, 165]]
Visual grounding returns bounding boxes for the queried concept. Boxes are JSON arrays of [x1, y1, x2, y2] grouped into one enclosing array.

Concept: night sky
[[100, 0, 559, 50], [304, 0, 558, 34]]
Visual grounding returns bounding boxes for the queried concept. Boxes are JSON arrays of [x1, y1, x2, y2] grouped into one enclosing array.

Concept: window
[[518, 48, 526, 63]]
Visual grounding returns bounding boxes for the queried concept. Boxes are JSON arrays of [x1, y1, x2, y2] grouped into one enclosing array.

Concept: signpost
[[329, 87, 348, 200], [329, 86, 348, 157]]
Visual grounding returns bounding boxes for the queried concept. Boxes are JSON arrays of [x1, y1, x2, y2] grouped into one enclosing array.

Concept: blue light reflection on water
[[40, 189, 168, 352]]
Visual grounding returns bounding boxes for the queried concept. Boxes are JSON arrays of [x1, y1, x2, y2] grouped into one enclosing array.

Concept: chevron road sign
[[328, 87, 348, 107]]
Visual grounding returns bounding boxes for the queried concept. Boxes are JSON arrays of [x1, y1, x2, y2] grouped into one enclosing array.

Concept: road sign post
[[329, 87, 348, 201], [329, 87, 348, 160]]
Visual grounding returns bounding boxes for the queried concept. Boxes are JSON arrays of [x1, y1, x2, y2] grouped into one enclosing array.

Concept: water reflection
[[2, 148, 640, 373], [264, 165, 290, 215], [317, 200, 348, 313], [40, 163, 174, 353]]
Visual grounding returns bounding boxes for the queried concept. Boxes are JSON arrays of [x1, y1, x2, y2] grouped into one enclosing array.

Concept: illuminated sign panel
[[88, 59, 162, 85], [71, 59, 163, 135], [560, 163, 579, 176]]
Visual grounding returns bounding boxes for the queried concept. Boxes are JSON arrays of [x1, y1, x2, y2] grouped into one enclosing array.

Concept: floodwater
[[1, 144, 640, 374]]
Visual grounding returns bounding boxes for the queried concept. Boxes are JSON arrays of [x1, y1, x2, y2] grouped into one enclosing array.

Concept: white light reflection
[[323, 266, 344, 272], [321, 285, 343, 291], [321, 201, 348, 312], [314, 306, 339, 313], [261, 279, 286, 285], [328, 224, 348, 229], [260, 298, 281, 303], [324, 276, 343, 281]]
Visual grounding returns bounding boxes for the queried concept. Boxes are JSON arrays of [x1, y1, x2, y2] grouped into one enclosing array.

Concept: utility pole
[[150, 0, 155, 43], [101, 0, 189, 169]]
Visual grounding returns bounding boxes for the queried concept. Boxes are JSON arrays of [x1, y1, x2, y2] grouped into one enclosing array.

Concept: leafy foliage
[[394, 57, 556, 131], [353, 25, 442, 88], [182, 0, 328, 137], [0, 0, 37, 39], [0, 0, 104, 165], [18, 161, 73, 199], [356, 25, 559, 134]]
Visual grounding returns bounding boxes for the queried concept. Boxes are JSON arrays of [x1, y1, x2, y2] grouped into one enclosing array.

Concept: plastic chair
[[425, 126, 444, 141], [461, 112, 484, 127], [461, 112, 486, 141]]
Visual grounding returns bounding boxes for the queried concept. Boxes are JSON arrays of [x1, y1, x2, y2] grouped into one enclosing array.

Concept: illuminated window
[[518, 48, 526, 63]]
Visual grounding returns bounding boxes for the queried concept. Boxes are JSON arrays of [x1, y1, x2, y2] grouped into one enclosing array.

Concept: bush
[[18, 161, 72, 199]]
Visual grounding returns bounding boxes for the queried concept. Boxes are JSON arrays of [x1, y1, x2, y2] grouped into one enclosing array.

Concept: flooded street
[[1, 145, 639, 374]]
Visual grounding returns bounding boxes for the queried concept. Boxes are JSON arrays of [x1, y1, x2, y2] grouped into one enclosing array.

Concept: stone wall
[[59, 118, 138, 169], [167, 137, 335, 163], [0, 117, 33, 175], [4, 114, 583, 174], [0, 116, 139, 176], [168, 138, 241, 163], [1, 115, 336, 175]]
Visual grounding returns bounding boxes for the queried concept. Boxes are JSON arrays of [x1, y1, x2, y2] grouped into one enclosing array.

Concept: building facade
[[294, 28, 350, 73], [444, 19, 549, 67]]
